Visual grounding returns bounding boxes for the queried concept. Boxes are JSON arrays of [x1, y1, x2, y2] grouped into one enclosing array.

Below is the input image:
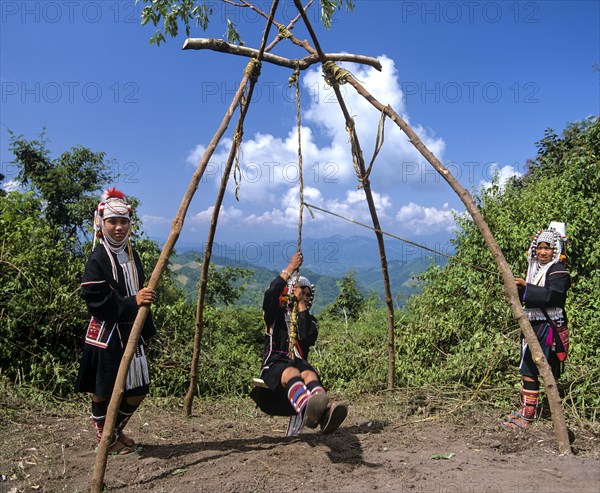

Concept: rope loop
[[288, 61, 300, 87], [232, 129, 244, 201], [345, 121, 364, 186], [277, 24, 293, 39], [322, 60, 350, 86], [244, 58, 262, 81], [363, 108, 387, 182]]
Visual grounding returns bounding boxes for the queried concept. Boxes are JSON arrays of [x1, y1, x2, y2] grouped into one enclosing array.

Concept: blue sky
[[1, 1, 598, 255]]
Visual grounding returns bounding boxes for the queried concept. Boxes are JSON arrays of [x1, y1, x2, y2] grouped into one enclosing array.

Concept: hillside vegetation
[[0, 118, 598, 423]]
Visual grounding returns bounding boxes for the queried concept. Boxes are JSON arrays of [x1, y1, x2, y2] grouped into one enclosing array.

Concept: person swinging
[[250, 252, 348, 435]]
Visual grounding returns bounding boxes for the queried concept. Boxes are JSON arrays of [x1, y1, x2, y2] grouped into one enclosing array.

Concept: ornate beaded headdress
[[525, 221, 567, 285], [286, 275, 315, 309], [527, 223, 566, 264], [93, 187, 132, 250]]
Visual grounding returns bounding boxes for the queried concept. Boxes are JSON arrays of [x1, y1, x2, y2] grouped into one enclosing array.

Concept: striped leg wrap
[[91, 400, 117, 446], [287, 376, 310, 415], [115, 400, 139, 437], [306, 380, 326, 396], [520, 388, 539, 421]]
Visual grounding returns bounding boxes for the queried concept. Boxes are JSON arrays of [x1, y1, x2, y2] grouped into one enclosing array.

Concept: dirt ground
[[1, 392, 599, 493]]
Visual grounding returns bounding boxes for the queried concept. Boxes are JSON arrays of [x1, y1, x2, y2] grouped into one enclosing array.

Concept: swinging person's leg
[[300, 369, 329, 428], [300, 370, 348, 434], [283, 368, 328, 428], [301, 370, 325, 393]]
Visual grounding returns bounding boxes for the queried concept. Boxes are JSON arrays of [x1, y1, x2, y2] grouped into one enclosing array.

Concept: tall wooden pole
[[89, 39, 271, 493], [343, 73, 572, 456], [182, 0, 280, 417], [174, 3, 573, 453]]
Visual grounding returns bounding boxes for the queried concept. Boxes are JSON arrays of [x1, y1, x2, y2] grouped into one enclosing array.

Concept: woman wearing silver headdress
[[502, 223, 570, 430]]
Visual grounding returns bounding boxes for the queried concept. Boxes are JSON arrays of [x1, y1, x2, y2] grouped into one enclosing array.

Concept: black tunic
[[75, 243, 156, 398], [518, 261, 570, 378]]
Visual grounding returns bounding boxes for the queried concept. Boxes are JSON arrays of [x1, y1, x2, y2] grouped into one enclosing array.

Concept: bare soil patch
[[1, 393, 598, 493]]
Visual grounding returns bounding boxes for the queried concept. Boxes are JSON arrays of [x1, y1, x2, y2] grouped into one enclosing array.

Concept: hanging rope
[[363, 108, 387, 184], [233, 58, 262, 200], [232, 127, 244, 201], [303, 201, 500, 277], [294, 63, 304, 259], [287, 61, 304, 360]]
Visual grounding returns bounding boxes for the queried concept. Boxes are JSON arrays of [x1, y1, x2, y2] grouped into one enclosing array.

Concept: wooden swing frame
[[92, 1, 572, 490]]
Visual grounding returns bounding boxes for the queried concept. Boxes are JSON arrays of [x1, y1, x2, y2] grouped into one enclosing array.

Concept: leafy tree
[[204, 264, 253, 307], [0, 133, 187, 396], [325, 271, 365, 321], [8, 131, 112, 253], [320, 0, 355, 29], [138, 0, 355, 45], [0, 190, 89, 394], [0, 132, 119, 394]]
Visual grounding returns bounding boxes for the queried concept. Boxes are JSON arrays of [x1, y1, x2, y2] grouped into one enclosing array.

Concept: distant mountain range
[[168, 235, 451, 313]]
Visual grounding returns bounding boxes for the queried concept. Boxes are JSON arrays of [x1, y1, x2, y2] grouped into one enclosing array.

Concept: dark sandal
[[320, 402, 348, 435], [304, 393, 329, 429], [108, 442, 142, 456], [500, 417, 530, 430], [117, 432, 136, 448], [95, 439, 142, 456]]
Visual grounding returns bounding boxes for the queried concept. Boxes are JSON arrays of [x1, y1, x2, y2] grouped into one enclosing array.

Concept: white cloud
[[141, 214, 171, 225], [186, 144, 207, 168], [189, 205, 244, 224], [180, 56, 451, 243], [1, 179, 20, 193], [186, 55, 447, 204], [242, 186, 394, 236], [480, 164, 522, 190], [395, 202, 456, 235], [302, 55, 446, 189]]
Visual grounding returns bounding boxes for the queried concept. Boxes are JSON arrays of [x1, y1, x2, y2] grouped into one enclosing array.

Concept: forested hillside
[[392, 118, 599, 415], [168, 247, 439, 312]]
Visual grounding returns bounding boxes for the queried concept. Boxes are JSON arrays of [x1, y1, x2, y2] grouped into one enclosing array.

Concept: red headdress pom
[[103, 187, 126, 200]]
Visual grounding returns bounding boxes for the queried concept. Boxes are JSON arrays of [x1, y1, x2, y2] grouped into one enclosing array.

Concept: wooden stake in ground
[[182, 2, 571, 453], [182, 0, 284, 417], [183, 57, 263, 417]]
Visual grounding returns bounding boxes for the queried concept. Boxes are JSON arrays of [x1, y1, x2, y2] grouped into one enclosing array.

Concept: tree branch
[[182, 38, 382, 71]]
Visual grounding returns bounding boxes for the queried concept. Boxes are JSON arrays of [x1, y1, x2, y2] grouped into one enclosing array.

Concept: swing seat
[[249, 377, 304, 436], [252, 377, 268, 388]]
